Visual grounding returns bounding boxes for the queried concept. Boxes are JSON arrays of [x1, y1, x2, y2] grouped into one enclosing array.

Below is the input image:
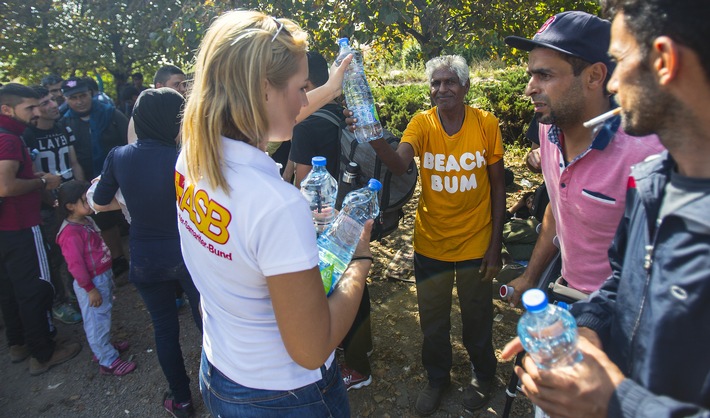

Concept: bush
[[373, 83, 430, 136], [371, 65, 533, 145], [470, 66, 533, 145]]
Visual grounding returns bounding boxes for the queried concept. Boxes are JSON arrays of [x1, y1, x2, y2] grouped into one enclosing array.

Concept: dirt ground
[[0, 160, 539, 418]]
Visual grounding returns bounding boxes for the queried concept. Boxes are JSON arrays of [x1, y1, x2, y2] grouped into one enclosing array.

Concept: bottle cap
[[337, 37, 350, 47], [311, 156, 327, 166], [521, 289, 548, 313], [346, 162, 360, 174], [557, 301, 570, 310], [367, 178, 382, 191]]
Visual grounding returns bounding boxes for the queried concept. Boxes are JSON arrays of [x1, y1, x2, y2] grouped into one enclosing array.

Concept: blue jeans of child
[[132, 265, 201, 404], [74, 270, 118, 367], [200, 351, 350, 417]]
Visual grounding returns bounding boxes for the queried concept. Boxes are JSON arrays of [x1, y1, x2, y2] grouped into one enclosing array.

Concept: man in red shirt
[[0, 83, 81, 375]]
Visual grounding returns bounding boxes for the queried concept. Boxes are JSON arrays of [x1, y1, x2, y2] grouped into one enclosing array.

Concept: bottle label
[[320, 263, 334, 294]]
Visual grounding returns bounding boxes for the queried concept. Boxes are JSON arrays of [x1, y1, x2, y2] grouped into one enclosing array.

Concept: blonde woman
[[176, 10, 372, 417]]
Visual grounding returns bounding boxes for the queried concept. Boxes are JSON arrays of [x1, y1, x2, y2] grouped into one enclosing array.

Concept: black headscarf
[[133, 87, 184, 146]]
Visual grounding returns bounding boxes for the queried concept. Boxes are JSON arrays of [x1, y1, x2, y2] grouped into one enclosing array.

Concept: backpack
[[312, 109, 418, 241], [530, 182, 549, 223]]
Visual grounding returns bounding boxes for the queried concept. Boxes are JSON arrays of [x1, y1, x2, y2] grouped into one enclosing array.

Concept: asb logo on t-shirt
[[175, 170, 233, 260]]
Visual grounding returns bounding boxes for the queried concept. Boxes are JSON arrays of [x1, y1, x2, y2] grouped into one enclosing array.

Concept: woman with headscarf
[[93, 87, 202, 418]]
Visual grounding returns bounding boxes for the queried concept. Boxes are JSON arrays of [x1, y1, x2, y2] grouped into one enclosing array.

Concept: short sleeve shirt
[[402, 106, 504, 261]]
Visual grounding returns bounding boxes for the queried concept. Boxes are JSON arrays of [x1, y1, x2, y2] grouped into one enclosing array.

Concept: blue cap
[[337, 38, 350, 47], [505, 11, 614, 74], [367, 178, 382, 191], [521, 289, 548, 313], [311, 156, 327, 166]]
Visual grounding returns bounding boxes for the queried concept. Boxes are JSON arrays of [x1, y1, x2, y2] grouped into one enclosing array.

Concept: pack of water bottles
[[299, 157, 381, 295], [336, 37, 383, 143]]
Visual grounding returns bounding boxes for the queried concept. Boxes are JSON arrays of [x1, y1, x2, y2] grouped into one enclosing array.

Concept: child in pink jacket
[[56, 180, 136, 376]]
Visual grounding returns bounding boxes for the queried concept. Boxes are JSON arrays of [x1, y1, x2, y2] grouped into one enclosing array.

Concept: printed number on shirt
[[175, 171, 232, 245]]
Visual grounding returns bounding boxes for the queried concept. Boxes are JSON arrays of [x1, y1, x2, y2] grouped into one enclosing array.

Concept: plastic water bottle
[[317, 179, 381, 295], [517, 289, 583, 370], [336, 38, 383, 143], [300, 156, 338, 235]]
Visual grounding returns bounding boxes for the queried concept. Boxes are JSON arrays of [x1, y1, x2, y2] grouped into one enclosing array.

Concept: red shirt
[[0, 115, 41, 230]]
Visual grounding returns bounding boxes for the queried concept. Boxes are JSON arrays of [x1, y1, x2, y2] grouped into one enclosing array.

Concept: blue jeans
[[200, 351, 350, 417], [132, 263, 202, 404], [74, 270, 117, 367]]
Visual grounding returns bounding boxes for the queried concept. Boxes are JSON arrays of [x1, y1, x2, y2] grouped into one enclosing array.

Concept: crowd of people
[[1, 0, 709, 417]]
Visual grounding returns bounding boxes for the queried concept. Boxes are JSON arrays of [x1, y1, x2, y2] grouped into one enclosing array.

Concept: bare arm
[[294, 163, 312, 187], [507, 203, 558, 306], [267, 220, 373, 370], [526, 143, 541, 173], [368, 139, 416, 176], [68, 146, 85, 181], [482, 160, 505, 281], [0, 160, 61, 196], [297, 55, 353, 124]]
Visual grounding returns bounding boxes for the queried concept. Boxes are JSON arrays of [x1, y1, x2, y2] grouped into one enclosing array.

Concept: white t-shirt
[[176, 137, 332, 390]]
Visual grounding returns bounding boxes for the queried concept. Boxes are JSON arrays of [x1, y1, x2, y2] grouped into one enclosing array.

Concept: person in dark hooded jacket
[[92, 88, 202, 417]]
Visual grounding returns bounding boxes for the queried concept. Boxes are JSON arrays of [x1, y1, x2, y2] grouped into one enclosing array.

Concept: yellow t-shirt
[[402, 106, 503, 261]]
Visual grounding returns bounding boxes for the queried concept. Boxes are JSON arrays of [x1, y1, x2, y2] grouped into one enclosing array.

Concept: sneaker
[[462, 377, 494, 412], [163, 391, 195, 418], [29, 341, 82, 376], [9, 345, 29, 363], [112, 256, 129, 277], [100, 357, 136, 376], [92, 340, 130, 362], [341, 364, 372, 391], [415, 382, 449, 416], [52, 303, 82, 325]]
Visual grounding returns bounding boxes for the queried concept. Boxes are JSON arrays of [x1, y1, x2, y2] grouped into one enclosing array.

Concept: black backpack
[[312, 109, 418, 241]]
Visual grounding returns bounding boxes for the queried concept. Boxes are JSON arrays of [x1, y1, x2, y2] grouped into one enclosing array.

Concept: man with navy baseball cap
[[500, 11, 664, 306]]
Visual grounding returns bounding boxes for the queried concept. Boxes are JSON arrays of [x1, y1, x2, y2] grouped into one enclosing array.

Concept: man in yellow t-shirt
[[366, 55, 505, 416]]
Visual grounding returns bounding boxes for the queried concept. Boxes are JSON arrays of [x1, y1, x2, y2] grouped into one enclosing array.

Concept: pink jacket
[[56, 218, 112, 292]]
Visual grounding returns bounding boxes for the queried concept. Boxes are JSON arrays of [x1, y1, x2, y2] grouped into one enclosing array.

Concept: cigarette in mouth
[[583, 107, 622, 129]]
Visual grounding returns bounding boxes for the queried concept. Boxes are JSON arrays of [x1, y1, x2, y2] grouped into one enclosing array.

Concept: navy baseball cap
[[505, 11, 614, 72], [61, 77, 90, 97]]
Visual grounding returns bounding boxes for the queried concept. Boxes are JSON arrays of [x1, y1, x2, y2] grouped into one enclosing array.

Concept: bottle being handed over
[[336, 37, 383, 143], [300, 156, 338, 235], [317, 178, 381, 295]]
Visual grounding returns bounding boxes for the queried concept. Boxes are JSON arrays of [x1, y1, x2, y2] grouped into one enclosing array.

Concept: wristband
[[40, 177, 47, 190], [351, 256, 374, 263]]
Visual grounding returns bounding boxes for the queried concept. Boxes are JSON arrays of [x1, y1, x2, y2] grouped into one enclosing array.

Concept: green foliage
[[371, 66, 532, 145], [372, 83, 430, 136], [470, 66, 533, 145]]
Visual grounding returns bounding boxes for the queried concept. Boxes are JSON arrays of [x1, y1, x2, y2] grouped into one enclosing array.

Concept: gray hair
[[425, 55, 469, 86]]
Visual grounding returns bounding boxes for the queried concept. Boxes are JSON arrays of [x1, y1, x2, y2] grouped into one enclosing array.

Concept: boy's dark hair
[[0, 83, 40, 107], [153, 65, 185, 86], [33, 85, 50, 98], [56, 180, 91, 221], [306, 51, 329, 88], [131, 72, 143, 80], [41, 74, 63, 87], [605, 0, 710, 82]]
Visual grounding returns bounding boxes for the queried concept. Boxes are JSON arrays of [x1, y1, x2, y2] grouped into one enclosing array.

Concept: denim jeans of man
[[200, 351, 350, 417], [132, 266, 202, 404], [74, 270, 117, 367], [414, 252, 497, 387]]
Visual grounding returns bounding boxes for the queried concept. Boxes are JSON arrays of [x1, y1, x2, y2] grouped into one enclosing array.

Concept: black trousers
[[0, 226, 55, 362], [414, 252, 497, 387], [342, 284, 372, 375]]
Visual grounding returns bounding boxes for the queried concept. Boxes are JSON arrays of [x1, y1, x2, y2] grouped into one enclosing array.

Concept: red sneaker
[[99, 357, 136, 376], [92, 340, 130, 362], [340, 364, 372, 391]]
